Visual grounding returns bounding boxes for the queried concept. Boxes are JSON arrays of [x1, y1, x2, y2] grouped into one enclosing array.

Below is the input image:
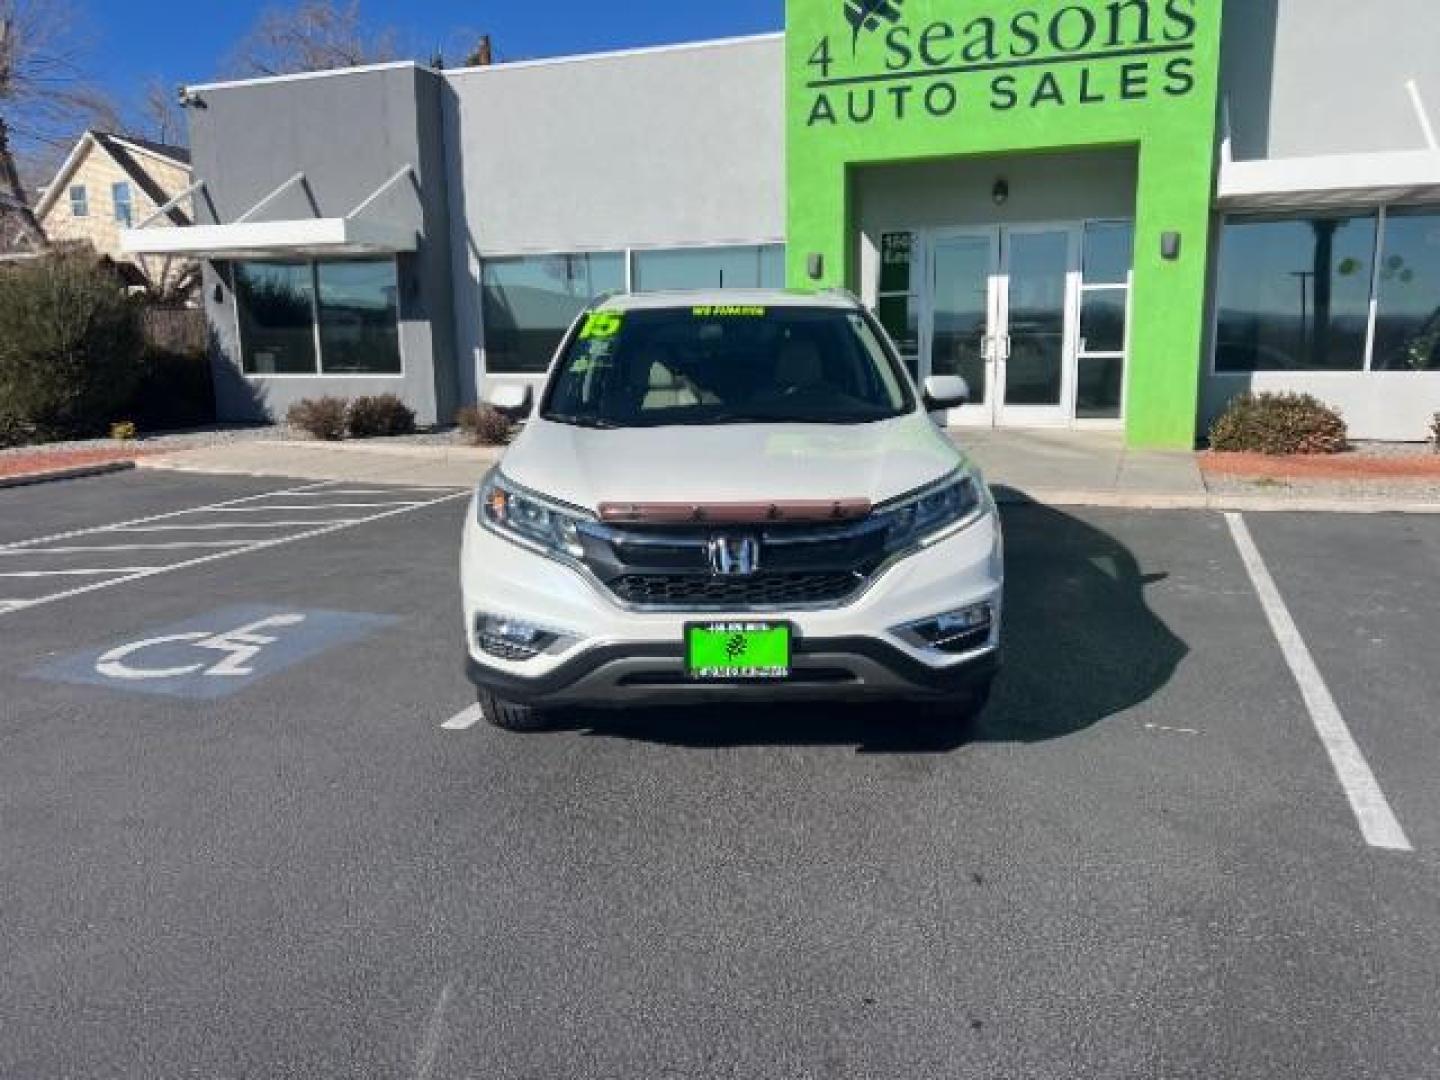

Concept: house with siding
[[34, 131, 197, 297]]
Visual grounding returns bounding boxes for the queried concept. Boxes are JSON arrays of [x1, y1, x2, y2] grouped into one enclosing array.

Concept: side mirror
[[923, 375, 970, 411], [482, 383, 534, 417]]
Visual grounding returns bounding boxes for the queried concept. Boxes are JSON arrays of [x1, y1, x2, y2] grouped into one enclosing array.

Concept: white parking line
[[202, 502, 426, 513], [0, 542, 253, 555], [0, 567, 160, 578], [113, 520, 368, 532], [441, 705, 482, 732], [1226, 513, 1413, 853], [0, 480, 336, 552]]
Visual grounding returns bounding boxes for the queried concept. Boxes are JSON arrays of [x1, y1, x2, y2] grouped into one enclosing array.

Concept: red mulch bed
[[1201, 451, 1440, 480], [0, 446, 163, 480]]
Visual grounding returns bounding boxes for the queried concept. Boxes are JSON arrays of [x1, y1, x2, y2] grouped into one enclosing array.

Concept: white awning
[[120, 217, 417, 260], [1217, 149, 1440, 211]]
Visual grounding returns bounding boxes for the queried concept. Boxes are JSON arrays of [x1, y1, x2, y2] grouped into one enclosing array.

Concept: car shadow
[[554, 502, 1188, 755]]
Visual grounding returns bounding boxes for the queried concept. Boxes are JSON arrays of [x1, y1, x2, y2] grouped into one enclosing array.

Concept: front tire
[[477, 689, 551, 733]]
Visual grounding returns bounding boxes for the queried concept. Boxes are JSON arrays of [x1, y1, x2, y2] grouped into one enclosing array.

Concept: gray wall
[[854, 149, 1140, 238], [1223, 0, 1440, 160], [442, 36, 787, 403], [192, 64, 456, 424]]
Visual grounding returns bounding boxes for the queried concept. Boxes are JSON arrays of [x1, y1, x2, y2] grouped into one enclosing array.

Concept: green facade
[[785, 0, 1224, 447]]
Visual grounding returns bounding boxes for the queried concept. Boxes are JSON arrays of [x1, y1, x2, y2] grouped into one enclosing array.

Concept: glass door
[[930, 230, 999, 423], [996, 225, 1080, 426]]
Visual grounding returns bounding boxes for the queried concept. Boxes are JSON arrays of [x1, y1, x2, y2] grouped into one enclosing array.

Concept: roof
[[33, 130, 193, 225], [597, 289, 859, 312]]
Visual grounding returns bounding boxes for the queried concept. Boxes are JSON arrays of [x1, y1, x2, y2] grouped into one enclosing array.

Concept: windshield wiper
[[543, 414, 624, 430]]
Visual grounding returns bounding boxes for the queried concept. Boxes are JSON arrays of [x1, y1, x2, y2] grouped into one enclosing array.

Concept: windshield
[[540, 304, 915, 428]]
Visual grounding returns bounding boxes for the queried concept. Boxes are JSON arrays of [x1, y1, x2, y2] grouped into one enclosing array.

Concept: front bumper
[[460, 494, 1004, 708], [466, 634, 1000, 707]]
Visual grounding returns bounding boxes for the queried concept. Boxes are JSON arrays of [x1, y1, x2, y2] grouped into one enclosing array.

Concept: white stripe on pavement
[[441, 705, 482, 732], [0, 480, 337, 552], [1226, 512, 1413, 852], [0, 542, 254, 554], [200, 502, 426, 512], [113, 519, 367, 532], [0, 567, 160, 578]]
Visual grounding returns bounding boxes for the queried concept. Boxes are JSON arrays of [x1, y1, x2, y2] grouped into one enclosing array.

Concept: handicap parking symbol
[[32, 604, 401, 700]]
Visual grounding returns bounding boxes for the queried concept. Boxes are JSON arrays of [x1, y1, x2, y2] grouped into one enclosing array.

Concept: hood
[[498, 413, 965, 513]]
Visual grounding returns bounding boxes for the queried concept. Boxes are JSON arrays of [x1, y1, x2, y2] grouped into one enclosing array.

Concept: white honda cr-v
[[460, 289, 1003, 732]]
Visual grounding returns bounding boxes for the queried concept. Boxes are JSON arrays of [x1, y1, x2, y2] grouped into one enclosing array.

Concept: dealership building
[[124, 0, 1440, 446]]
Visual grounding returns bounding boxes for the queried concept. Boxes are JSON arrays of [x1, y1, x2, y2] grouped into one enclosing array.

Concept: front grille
[[609, 572, 863, 609]]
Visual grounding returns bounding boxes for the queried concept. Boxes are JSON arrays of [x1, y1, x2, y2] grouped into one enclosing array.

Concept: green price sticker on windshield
[[692, 305, 767, 318], [579, 310, 623, 340]]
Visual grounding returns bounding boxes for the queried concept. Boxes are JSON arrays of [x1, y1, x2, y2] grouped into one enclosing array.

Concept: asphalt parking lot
[[2, 470, 1438, 1079]]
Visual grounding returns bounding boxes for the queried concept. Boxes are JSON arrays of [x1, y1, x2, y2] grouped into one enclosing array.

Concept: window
[[1076, 220, 1134, 420], [1372, 209, 1440, 372], [1215, 214, 1377, 373], [542, 305, 912, 428], [316, 260, 402, 375], [481, 253, 625, 374], [69, 185, 88, 218], [235, 262, 318, 375], [234, 258, 402, 376], [631, 244, 785, 292], [875, 231, 921, 375], [112, 182, 133, 227]]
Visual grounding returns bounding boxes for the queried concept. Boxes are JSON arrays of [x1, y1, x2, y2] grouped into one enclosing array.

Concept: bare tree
[[0, 0, 115, 249], [139, 76, 187, 147], [227, 0, 400, 78]]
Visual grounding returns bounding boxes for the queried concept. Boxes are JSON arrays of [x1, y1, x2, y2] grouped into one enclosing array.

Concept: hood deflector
[[597, 500, 873, 525]]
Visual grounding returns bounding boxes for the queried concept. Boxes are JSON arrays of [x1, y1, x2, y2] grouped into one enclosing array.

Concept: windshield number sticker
[[692, 305, 767, 318], [579, 311, 623, 340]]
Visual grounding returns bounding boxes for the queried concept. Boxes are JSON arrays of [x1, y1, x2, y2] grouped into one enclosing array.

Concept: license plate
[[685, 622, 791, 681]]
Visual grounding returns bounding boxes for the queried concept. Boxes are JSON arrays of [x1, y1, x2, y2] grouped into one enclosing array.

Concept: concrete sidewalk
[[137, 429, 1440, 512], [137, 439, 502, 488], [951, 428, 1206, 508]]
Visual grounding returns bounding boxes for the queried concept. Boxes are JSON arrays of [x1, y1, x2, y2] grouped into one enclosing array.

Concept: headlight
[[478, 470, 590, 560], [876, 470, 985, 555]]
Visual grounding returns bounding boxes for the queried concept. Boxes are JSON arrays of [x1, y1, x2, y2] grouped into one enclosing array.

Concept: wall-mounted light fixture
[[212, 282, 224, 304], [807, 252, 825, 281], [992, 178, 1010, 206], [1161, 231, 1182, 261]]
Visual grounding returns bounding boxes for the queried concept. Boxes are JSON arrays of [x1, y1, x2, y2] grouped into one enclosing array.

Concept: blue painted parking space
[[31, 603, 401, 700]]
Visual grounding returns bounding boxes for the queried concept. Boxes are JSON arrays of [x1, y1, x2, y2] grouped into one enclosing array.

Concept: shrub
[[347, 394, 417, 438], [1209, 392, 1349, 455], [287, 397, 349, 441], [0, 254, 146, 440], [1431, 413, 1439, 453], [110, 421, 138, 441], [456, 404, 514, 447]]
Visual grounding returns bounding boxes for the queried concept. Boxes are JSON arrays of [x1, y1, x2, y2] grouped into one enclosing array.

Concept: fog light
[[476, 613, 560, 662], [895, 603, 994, 655]]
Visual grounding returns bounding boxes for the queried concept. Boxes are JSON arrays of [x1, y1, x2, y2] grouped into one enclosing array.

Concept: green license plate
[[685, 623, 792, 681]]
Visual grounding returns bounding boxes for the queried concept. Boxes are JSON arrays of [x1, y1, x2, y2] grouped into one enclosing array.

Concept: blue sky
[[87, 0, 783, 129]]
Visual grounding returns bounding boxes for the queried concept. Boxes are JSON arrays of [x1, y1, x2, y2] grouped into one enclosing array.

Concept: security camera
[[176, 85, 205, 109]]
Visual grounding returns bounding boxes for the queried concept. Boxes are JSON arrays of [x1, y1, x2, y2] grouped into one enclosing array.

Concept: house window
[[69, 185, 88, 217], [234, 258, 402, 376], [1214, 213, 1377, 373], [112, 182, 133, 227], [481, 252, 626, 374], [630, 244, 785, 292]]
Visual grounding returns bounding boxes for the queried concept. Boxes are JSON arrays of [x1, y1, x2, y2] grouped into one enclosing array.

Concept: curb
[[995, 488, 1440, 514], [0, 460, 136, 490]]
